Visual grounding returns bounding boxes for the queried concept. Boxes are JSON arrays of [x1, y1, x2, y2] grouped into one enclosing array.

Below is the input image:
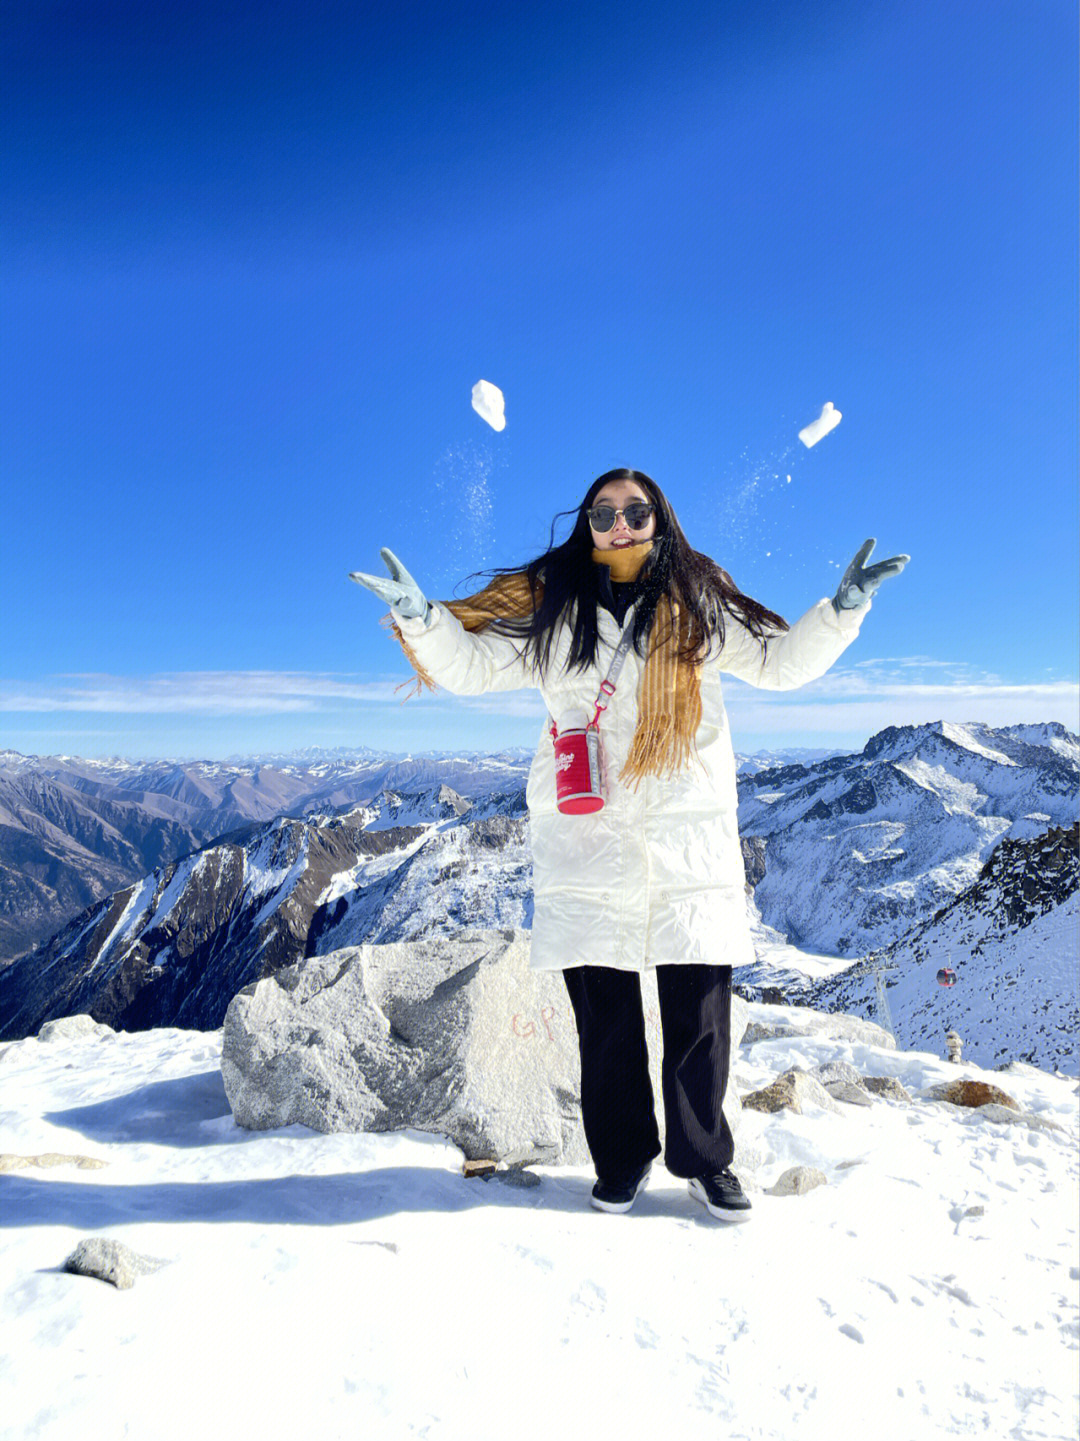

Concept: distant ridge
[[737, 720, 1078, 955]]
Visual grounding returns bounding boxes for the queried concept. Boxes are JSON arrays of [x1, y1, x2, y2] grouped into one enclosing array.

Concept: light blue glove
[[832, 538, 910, 613], [349, 548, 432, 625]]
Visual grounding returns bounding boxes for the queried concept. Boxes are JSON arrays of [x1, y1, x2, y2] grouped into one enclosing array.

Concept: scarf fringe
[[617, 684, 703, 789], [383, 613, 438, 698]]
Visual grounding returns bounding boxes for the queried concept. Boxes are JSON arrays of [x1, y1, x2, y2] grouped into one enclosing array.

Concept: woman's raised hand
[[349, 548, 432, 624], [832, 539, 910, 613]]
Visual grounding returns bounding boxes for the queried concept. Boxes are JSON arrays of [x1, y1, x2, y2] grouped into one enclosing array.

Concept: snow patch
[[798, 402, 842, 448], [471, 378, 506, 431], [940, 722, 1017, 767]]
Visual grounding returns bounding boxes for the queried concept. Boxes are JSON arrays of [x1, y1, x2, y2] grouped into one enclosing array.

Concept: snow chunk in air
[[471, 379, 506, 432], [799, 402, 842, 448]]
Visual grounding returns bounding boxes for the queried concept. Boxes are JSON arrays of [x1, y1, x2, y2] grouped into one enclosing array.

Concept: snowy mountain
[[0, 786, 536, 1039], [801, 822, 1079, 1073], [738, 720, 1078, 957], [0, 749, 531, 963], [0, 766, 212, 965]]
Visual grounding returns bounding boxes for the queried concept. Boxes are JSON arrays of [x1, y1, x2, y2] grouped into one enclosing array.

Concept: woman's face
[[587, 479, 658, 551]]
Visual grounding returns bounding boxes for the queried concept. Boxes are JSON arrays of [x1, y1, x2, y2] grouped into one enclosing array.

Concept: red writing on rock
[[510, 1006, 561, 1042], [510, 1006, 661, 1042]]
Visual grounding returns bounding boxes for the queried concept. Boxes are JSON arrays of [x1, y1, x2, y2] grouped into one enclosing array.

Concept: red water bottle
[[551, 707, 604, 814]]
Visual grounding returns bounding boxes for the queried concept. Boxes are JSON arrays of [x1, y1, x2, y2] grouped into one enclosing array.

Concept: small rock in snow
[[826, 1080, 874, 1107], [838, 1323, 865, 1343], [961, 1103, 1064, 1134], [463, 1159, 498, 1178], [768, 1166, 829, 1197], [863, 1076, 913, 1104], [63, 1238, 169, 1290], [742, 1021, 810, 1045], [0, 1152, 107, 1172], [798, 402, 842, 448], [37, 1014, 115, 1043], [743, 1068, 841, 1116], [495, 1166, 542, 1188], [925, 1079, 1020, 1111], [471, 379, 506, 431], [811, 1059, 867, 1089]]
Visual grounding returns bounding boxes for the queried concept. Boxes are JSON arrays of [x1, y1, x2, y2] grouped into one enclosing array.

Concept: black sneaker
[[689, 1170, 752, 1222], [591, 1161, 652, 1214]]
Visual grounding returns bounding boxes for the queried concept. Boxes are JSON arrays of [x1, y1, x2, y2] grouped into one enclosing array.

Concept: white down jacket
[[394, 590, 867, 972]]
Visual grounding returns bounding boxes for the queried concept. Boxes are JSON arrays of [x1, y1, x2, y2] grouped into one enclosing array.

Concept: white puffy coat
[[394, 590, 867, 972]]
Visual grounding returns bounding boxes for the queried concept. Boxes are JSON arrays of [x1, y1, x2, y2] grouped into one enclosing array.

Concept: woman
[[351, 469, 908, 1220]]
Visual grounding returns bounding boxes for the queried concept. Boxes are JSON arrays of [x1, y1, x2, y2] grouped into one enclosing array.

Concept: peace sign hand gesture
[[349, 548, 432, 624], [832, 538, 910, 613]]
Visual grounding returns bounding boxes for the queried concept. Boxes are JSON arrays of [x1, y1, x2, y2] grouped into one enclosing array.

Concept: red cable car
[[936, 967, 958, 987]]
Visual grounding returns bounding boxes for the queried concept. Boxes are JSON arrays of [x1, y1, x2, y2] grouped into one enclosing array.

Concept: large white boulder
[[221, 929, 748, 1167]]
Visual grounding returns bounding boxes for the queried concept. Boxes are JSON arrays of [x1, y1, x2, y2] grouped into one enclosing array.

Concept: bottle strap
[[589, 620, 637, 725], [548, 617, 640, 739]]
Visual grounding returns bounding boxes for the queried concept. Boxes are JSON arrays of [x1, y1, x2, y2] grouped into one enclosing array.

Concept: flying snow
[[471, 379, 506, 432], [799, 402, 842, 448], [430, 441, 497, 574]]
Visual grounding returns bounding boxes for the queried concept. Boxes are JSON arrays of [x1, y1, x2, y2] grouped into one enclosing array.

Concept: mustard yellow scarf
[[391, 541, 702, 787]]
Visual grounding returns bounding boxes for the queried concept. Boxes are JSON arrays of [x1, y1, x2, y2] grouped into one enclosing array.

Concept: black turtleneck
[[597, 565, 641, 627]]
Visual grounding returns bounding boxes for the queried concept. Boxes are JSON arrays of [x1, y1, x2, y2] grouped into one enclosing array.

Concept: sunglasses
[[586, 501, 656, 533]]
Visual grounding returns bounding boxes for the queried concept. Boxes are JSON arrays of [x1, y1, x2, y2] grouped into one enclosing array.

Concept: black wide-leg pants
[[562, 963, 734, 1183]]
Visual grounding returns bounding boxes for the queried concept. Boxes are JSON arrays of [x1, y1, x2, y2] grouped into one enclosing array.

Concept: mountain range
[[0, 786, 532, 1037], [1, 722, 1076, 1066], [0, 746, 531, 963], [0, 741, 840, 965]]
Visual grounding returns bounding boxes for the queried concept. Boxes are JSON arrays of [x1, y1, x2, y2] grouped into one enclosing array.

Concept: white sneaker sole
[[591, 1167, 651, 1214], [688, 1177, 752, 1222]]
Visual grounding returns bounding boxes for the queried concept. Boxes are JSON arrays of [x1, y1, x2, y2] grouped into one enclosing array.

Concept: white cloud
[[721, 668, 1079, 737], [0, 672, 405, 715], [3, 665, 1075, 750], [456, 692, 548, 719]]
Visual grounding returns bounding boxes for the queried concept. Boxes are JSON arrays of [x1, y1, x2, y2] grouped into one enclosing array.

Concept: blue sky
[[2, 0, 1077, 760]]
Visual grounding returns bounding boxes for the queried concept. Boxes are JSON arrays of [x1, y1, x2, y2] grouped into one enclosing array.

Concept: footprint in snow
[[571, 1279, 607, 1313], [869, 1279, 899, 1303], [512, 1243, 554, 1272]]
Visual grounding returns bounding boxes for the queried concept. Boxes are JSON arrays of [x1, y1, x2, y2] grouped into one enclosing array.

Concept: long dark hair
[[460, 468, 789, 678]]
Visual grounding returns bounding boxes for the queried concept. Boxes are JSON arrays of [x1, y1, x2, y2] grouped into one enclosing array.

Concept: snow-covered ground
[[1, 1014, 1077, 1441]]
